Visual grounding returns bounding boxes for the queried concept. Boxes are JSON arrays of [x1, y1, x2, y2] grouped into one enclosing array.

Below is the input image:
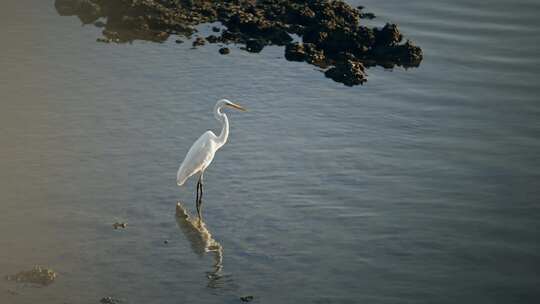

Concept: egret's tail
[[176, 168, 186, 186], [176, 173, 189, 186], [177, 166, 197, 186]]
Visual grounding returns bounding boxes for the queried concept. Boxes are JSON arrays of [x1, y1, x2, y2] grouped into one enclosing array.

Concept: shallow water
[[1, 0, 539, 303]]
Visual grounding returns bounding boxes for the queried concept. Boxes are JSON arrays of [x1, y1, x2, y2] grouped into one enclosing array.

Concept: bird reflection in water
[[175, 202, 231, 290]]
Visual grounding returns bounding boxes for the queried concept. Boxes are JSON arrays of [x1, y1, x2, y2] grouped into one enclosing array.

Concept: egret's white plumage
[[176, 99, 246, 219], [176, 130, 218, 186]]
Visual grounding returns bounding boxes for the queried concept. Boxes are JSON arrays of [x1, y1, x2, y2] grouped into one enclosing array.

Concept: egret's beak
[[226, 102, 247, 112]]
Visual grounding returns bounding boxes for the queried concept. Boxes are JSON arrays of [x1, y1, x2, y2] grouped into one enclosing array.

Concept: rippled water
[[1, 0, 539, 303]]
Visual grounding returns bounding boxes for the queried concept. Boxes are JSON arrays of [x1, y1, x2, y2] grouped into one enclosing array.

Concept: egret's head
[[217, 99, 247, 112]]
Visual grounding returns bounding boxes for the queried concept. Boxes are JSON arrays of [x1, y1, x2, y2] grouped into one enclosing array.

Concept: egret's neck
[[214, 105, 229, 148]]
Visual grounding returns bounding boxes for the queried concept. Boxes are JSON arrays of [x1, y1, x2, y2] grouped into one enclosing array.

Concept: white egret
[[176, 99, 247, 220]]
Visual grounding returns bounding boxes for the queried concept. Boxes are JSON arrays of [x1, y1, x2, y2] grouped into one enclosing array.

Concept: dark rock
[[267, 29, 293, 45], [100, 296, 121, 304], [219, 47, 230, 55], [359, 12, 376, 19], [302, 27, 329, 46], [175, 39, 183, 44], [54, 0, 83, 16], [102, 30, 119, 40], [375, 23, 403, 47], [305, 48, 326, 66], [54, 0, 101, 23], [285, 42, 306, 61], [192, 37, 205, 47], [94, 20, 106, 28], [240, 295, 254, 302], [205, 35, 219, 43], [245, 39, 264, 53], [112, 222, 127, 229], [371, 40, 423, 67], [286, 24, 305, 34], [325, 60, 367, 86], [285, 42, 326, 65], [156, 31, 169, 41], [220, 31, 242, 43], [78, 0, 101, 24], [164, 240, 169, 244], [287, 6, 316, 26], [55, 0, 423, 86]]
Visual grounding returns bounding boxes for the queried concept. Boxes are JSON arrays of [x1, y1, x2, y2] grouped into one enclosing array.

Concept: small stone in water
[[100, 296, 121, 304], [240, 295, 254, 302], [192, 37, 205, 47], [164, 240, 169, 244], [6, 265, 57, 286], [360, 12, 376, 19], [245, 39, 264, 53], [113, 222, 127, 229], [219, 47, 230, 55], [205, 35, 219, 43]]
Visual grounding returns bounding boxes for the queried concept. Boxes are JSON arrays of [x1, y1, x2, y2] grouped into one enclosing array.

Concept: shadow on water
[[175, 202, 235, 291]]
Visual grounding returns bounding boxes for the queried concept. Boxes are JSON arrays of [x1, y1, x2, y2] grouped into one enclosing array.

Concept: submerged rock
[[360, 12, 376, 19], [55, 0, 84, 16], [54, 0, 423, 86], [285, 42, 326, 66], [6, 266, 57, 286], [192, 37, 206, 47], [375, 23, 403, 47], [371, 40, 423, 68], [325, 60, 367, 86], [219, 47, 230, 55], [100, 296, 121, 304], [112, 222, 127, 229], [285, 42, 307, 62], [240, 295, 254, 302], [245, 39, 265, 53], [78, 0, 101, 23], [205, 35, 219, 43], [94, 20, 106, 28]]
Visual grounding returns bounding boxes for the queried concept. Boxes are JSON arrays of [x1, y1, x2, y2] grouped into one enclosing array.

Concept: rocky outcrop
[[54, 0, 423, 86], [325, 59, 367, 86]]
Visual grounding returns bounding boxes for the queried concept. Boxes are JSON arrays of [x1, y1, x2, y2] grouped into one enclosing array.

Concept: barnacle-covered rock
[[6, 266, 57, 286], [54, 0, 423, 86]]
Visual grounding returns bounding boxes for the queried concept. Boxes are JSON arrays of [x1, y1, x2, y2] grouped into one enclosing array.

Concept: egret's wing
[[177, 131, 216, 186]]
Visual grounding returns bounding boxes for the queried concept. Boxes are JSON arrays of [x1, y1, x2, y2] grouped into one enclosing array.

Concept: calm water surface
[[1, 0, 539, 303]]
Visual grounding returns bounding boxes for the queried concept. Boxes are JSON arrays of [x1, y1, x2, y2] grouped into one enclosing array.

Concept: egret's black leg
[[200, 174, 205, 219], [196, 177, 201, 216], [196, 174, 203, 220]]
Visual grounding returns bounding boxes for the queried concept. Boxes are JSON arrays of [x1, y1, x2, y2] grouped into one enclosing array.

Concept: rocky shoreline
[[55, 0, 423, 86]]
